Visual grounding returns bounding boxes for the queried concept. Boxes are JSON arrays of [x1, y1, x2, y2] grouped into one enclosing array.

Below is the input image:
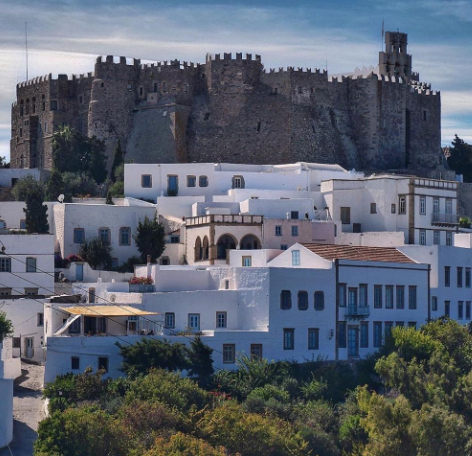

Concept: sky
[[0, 0, 471, 161]]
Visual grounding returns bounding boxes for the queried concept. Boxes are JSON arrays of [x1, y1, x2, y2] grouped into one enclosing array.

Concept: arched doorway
[[217, 234, 237, 260], [240, 234, 261, 250], [202, 236, 209, 260], [194, 237, 202, 262]]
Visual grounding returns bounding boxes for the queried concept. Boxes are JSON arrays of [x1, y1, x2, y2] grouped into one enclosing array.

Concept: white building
[[43, 242, 429, 382], [53, 197, 157, 267], [0, 340, 15, 449], [321, 175, 459, 246], [0, 168, 49, 188]]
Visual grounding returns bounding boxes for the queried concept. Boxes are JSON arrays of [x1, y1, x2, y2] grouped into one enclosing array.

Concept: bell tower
[[379, 31, 413, 80]]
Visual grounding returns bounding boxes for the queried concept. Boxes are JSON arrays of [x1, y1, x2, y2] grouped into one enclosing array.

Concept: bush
[[79, 237, 112, 270]]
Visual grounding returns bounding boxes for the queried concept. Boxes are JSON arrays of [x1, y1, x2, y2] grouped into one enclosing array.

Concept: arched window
[[194, 237, 202, 262], [202, 236, 209, 260], [217, 234, 237, 260], [20, 155, 24, 168], [240, 234, 261, 250]]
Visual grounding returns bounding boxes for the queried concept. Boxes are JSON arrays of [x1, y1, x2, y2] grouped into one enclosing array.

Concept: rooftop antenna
[[25, 21, 29, 80], [381, 19, 385, 51]]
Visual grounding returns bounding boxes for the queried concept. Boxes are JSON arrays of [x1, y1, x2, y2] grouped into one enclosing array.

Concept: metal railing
[[431, 213, 459, 224], [345, 306, 370, 318]]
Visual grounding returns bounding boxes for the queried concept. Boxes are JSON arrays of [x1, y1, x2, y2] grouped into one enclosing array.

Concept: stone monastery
[[11, 31, 445, 176]]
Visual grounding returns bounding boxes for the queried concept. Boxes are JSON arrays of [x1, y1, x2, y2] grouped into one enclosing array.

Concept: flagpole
[[381, 20, 384, 51], [25, 22, 29, 80]]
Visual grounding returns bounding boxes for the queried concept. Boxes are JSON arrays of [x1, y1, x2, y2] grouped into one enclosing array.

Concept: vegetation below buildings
[[35, 318, 472, 456], [0, 311, 14, 341], [447, 135, 472, 182]]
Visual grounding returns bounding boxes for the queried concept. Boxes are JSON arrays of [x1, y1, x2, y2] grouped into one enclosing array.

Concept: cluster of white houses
[[0, 161, 469, 397]]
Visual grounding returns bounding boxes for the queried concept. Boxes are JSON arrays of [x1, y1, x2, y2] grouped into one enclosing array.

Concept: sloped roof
[[59, 305, 158, 317], [301, 243, 415, 264]]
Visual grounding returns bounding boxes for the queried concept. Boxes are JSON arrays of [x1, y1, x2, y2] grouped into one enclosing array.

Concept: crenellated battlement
[[263, 67, 326, 75], [17, 72, 95, 89], [205, 52, 261, 63], [96, 55, 141, 66], [141, 60, 200, 71]]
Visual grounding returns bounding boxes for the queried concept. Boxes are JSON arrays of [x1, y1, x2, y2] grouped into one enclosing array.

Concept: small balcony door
[[188, 313, 200, 332], [348, 288, 358, 315], [167, 175, 179, 196], [76, 264, 84, 281], [25, 337, 34, 359]]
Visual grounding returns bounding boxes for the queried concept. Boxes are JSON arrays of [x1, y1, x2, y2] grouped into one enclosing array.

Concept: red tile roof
[[301, 243, 415, 264]]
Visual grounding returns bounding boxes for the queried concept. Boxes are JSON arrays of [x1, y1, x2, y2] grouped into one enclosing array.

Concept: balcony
[[186, 214, 263, 226], [345, 306, 370, 319], [431, 213, 460, 226]]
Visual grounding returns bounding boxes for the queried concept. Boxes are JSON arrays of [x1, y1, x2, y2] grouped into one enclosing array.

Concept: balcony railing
[[186, 214, 263, 226], [345, 306, 370, 319], [431, 213, 460, 225]]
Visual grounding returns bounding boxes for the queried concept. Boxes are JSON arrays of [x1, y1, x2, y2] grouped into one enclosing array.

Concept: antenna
[[381, 19, 385, 51], [25, 22, 29, 80]]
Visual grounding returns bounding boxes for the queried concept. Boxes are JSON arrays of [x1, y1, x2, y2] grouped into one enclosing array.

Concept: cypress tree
[[24, 187, 49, 233]]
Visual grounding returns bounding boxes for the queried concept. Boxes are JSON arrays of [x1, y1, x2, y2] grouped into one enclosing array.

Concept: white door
[[25, 337, 34, 358], [188, 314, 200, 332]]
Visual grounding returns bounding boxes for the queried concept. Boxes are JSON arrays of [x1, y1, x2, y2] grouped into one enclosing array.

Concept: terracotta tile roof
[[301, 243, 415, 264]]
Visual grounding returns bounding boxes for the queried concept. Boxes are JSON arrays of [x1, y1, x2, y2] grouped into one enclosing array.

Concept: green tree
[[187, 335, 214, 387], [133, 216, 165, 263], [24, 186, 49, 233], [111, 140, 125, 183], [0, 311, 13, 342], [11, 175, 44, 201], [45, 170, 65, 202], [62, 171, 100, 200], [145, 433, 227, 456], [79, 237, 112, 269], [109, 180, 124, 198], [447, 135, 472, 182]]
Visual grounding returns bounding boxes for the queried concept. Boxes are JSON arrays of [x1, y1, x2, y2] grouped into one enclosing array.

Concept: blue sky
[[0, 0, 471, 160]]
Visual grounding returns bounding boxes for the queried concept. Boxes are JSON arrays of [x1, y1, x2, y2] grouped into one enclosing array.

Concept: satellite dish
[[110, 294, 116, 303], [58, 194, 65, 203]]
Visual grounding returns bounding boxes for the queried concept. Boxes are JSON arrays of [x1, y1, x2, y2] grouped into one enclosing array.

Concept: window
[[250, 344, 263, 359], [141, 174, 152, 188], [119, 227, 131, 246], [370, 203, 377, 214], [0, 258, 11, 272], [291, 226, 298, 237], [419, 230, 426, 245], [216, 311, 227, 328], [308, 328, 319, 350], [420, 196, 426, 215], [386, 286, 394, 309], [359, 284, 368, 307], [281, 244, 288, 250], [71, 357, 80, 370], [423, 110, 427, 121], [26, 257, 37, 272], [20, 219, 26, 230], [199, 176, 208, 187], [338, 322, 347, 348], [167, 175, 178, 195], [99, 228, 110, 244], [467, 268, 471, 288], [298, 86, 302, 94], [283, 328, 294, 350], [298, 291, 308, 310], [391, 203, 396, 214], [188, 313, 200, 331], [434, 231, 440, 245], [225, 280, 230, 290], [292, 250, 300, 266], [98, 357, 109, 373], [13, 338, 21, 348], [446, 199, 452, 215], [340, 207, 351, 224], [408, 322, 417, 329], [458, 301, 464, 320], [0, 288, 11, 296], [458, 267, 463, 287], [73, 228, 85, 244], [187, 175, 196, 187], [25, 288, 38, 296], [338, 284, 347, 307], [360, 322, 368, 348], [37, 313, 44, 327], [242, 256, 252, 267], [467, 302, 471, 320], [50, 100, 58, 111], [373, 322, 382, 347], [290, 211, 299, 220], [433, 197, 439, 214], [432, 296, 438, 311], [399, 196, 406, 214], [280, 290, 292, 309], [396, 321, 404, 327], [408, 286, 417, 309], [374, 285, 382, 308], [353, 223, 362, 233], [445, 301, 450, 317], [446, 232, 452, 246], [170, 235, 180, 244], [314, 291, 325, 311], [445, 266, 451, 287], [68, 317, 80, 334], [232, 175, 245, 189], [275, 226, 282, 236], [88, 287, 96, 303], [348, 288, 357, 313], [385, 322, 393, 338], [165, 312, 175, 329]]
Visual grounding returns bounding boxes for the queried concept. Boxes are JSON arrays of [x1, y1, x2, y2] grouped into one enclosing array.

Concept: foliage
[[0, 311, 14, 342], [12, 175, 44, 201], [109, 180, 124, 198], [447, 135, 472, 182], [129, 276, 153, 285], [117, 255, 141, 273], [187, 335, 214, 387], [460, 216, 471, 228], [105, 190, 114, 205], [111, 140, 125, 183], [24, 186, 49, 233], [52, 126, 107, 184], [45, 170, 65, 202], [66, 254, 84, 263], [78, 237, 112, 270], [62, 171, 100, 200], [144, 432, 226, 456], [133, 216, 165, 263]]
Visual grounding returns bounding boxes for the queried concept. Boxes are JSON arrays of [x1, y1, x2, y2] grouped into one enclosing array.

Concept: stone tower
[[378, 31, 414, 81]]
